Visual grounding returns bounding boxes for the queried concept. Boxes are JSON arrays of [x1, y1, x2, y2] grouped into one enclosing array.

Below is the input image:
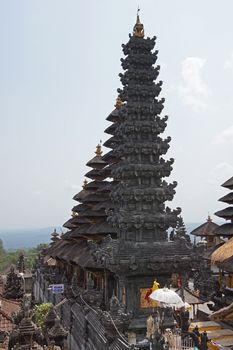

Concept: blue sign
[[51, 284, 64, 294]]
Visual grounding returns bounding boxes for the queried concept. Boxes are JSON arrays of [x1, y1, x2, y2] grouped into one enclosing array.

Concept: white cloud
[[212, 125, 233, 145], [208, 162, 233, 185], [224, 52, 233, 72], [178, 57, 210, 107], [33, 189, 42, 196], [64, 180, 81, 192], [160, 62, 168, 71]]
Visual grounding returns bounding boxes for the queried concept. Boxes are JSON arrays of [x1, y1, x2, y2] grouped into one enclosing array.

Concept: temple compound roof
[[215, 175, 233, 237], [190, 216, 219, 237], [0, 296, 21, 332]]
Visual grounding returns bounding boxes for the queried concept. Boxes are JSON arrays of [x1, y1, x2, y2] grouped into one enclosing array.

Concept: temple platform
[[190, 321, 233, 349]]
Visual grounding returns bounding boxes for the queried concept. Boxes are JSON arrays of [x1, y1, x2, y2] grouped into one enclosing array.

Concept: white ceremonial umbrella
[[149, 287, 185, 307], [175, 301, 191, 310]]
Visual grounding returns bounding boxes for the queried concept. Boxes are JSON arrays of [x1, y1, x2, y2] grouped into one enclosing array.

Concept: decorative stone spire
[[95, 142, 103, 156], [207, 214, 212, 222], [82, 178, 88, 189], [51, 229, 59, 243], [18, 308, 36, 346], [48, 317, 68, 348], [109, 21, 181, 243], [45, 307, 57, 330], [133, 8, 144, 38]]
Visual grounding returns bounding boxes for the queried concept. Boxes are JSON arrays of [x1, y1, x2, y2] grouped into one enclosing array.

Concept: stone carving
[[99, 294, 131, 344]]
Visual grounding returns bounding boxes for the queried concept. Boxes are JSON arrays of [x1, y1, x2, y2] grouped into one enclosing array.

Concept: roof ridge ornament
[[115, 96, 123, 109], [95, 141, 103, 156], [133, 7, 144, 38], [82, 178, 88, 189], [207, 213, 212, 222]]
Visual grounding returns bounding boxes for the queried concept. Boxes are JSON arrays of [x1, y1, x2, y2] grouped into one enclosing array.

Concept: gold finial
[[133, 7, 144, 38], [207, 214, 212, 222], [95, 141, 103, 156], [115, 96, 123, 109], [71, 210, 78, 217], [82, 178, 88, 189]]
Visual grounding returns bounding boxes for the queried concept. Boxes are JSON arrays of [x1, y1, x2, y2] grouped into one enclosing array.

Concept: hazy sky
[[0, 0, 233, 230]]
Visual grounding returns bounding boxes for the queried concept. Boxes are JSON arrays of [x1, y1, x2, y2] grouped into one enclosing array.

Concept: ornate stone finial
[[82, 178, 88, 189], [207, 214, 212, 222], [71, 210, 78, 218], [115, 96, 123, 109], [51, 229, 59, 242], [95, 142, 103, 156], [133, 7, 144, 38]]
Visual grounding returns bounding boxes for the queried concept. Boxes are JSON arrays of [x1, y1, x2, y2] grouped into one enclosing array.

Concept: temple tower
[[108, 13, 180, 243], [104, 13, 193, 328]]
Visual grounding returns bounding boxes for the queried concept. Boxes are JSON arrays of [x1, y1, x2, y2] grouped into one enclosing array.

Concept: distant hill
[[0, 223, 203, 250], [0, 227, 62, 250]]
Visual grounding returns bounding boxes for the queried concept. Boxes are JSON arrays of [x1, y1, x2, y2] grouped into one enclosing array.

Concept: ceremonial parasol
[[149, 287, 185, 307]]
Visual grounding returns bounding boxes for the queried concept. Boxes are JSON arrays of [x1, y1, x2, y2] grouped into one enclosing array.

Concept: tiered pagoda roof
[[215, 176, 233, 237], [190, 215, 219, 237], [48, 142, 119, 268], [108, 14, 182, 245]]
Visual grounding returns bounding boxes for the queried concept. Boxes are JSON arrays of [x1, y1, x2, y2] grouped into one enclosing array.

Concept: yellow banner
[[140, 288, 159, 309]]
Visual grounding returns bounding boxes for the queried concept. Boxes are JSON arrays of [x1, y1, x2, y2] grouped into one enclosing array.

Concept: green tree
[[0, 238, 5, 256], [34, 303, 53, 328]]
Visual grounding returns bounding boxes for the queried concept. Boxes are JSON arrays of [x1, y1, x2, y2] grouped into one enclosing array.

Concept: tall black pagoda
[[104, 13, 192, 328]]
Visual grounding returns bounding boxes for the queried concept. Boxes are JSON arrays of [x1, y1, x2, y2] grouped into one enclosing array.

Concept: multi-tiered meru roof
[[215, 176, 233, 237]]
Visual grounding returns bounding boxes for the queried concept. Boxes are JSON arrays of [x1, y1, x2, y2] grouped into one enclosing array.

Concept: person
[[193, 325, 200, 337], [200, 330, 209, 350]]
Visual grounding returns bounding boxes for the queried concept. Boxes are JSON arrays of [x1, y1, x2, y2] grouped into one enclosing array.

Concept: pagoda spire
[[133, 8, 144, 38], [95, 142, 103, 156], [114, 96, 123, 109]]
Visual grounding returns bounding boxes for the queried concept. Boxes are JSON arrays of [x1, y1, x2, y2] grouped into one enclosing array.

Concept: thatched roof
[[215, 206, 233, 219], [85, 180, 109, 190], [73, 189, 90, 201], [82, 193, 109, 203], [86, 155, 107, 169], [72, 203, 90, 213], [202, 242, 224, 260], [103, 136, 121, 149], [102, 150, 117, 162], [85, 168, 109, 180], [219, 192, 233, 204], [63, 218, 78, 229], [211, 237, 233, 264], [104, 123, 117, 135], [218, 255, 233, 273], [222, 176, 233, 190], [106, 108, 120, 122], [190, 217, 219, 237], [214, 223, 233, 237], [210, 301, 233, 321]]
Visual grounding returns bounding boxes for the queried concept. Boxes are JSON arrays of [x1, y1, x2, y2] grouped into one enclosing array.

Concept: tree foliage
[[0, 242, 48, 273], [34, 303, 53, 328]]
